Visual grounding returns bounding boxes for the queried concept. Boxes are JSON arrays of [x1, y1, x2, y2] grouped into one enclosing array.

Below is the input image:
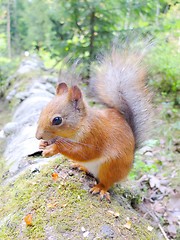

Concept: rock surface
[[1, 56, 57, 177]]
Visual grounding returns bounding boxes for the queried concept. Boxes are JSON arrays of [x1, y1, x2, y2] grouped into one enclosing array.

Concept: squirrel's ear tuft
[[70, 86, 82, 101], [56, 82, 68, 95]]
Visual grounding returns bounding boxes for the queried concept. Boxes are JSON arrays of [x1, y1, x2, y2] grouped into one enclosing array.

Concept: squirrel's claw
[[42, 144, 59, 157], [71, 163, 90, 175], [100, 190, 111, 203], [39, 140, 49, 150], [90, 184, 111, 202], [42, 148, 53, 158]]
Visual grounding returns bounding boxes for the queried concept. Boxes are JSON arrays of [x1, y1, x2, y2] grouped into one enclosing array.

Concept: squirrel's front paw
[[39, 140, 49, 150], [42, 144, 58, 158]]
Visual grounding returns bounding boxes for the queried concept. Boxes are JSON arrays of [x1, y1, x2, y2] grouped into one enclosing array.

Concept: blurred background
[[0, 0, 179, 102]]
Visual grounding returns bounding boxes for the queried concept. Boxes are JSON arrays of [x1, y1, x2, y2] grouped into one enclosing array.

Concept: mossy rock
[[0, 157, 158, 240]]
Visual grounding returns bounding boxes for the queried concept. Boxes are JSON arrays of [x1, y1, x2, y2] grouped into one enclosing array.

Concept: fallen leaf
[[107, 210, 120, 218], [24, 213, 32, 226], [149, 176, 160, 189], [153, 202, 165, 214], [61, 203, 67, 208], [108, 210, 114, 215], [47, 202, 58, 209], [114, 212, 120, 218], [158, 185, 168, 194], [167, 192, 180, 211], [124, 220, 131, 230], [147, 225, 153, 232], [167, 224, 177, 236], [60, 171, 68, 179], [166, 213, 178, 225], [83, 231, 89, 237], [52, 172, 58, 181]]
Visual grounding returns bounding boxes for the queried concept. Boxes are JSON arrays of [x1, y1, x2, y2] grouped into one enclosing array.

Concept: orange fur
[[38, 99, 135, 197]]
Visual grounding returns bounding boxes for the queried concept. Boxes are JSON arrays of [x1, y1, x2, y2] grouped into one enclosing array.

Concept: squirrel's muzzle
[[36, 129, 43, 140]]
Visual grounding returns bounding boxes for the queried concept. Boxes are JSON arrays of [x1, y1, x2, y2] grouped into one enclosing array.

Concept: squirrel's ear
[[56, 82, 68, 95], [70, 86, 82, 101]]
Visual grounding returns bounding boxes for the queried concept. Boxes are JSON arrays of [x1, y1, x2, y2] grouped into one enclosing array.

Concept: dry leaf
[[167, 224, 177, 236], [124, 220, 131, 230], [149, 176, 160, 188], [114, 212, 120, 218], [153, 202, 165, 214], [61, 203, 67, 208], [108, 210, 114, 215], [47, 202, 58, 209], [83, 231, 89, 237], [24, 213, 32, 226], [107, 210, 120, 218], [52, 172, 58, 181], [147, 225, 153, 232]]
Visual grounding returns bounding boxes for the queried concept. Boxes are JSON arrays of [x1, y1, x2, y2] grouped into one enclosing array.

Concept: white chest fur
[[79, 158, 105, 178]]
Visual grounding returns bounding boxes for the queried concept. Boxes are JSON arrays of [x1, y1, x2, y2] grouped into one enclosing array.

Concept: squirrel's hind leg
[[90, 183, 111, 202], [90, 158, 132, 202]]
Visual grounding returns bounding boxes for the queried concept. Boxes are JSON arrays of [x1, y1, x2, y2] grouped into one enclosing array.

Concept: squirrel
[[36, 47, 152, 201]]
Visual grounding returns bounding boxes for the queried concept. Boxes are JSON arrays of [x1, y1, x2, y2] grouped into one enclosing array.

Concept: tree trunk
[[89, 10, 95, 60], [124, 0, 131, 30], [156, 0, 160, 26], [7, 0, 11, 58]]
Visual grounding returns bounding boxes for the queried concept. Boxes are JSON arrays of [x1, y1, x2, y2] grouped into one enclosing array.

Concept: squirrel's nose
[[36, 130, 43, 140]]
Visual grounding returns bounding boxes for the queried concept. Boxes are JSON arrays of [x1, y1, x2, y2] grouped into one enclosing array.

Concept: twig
[[158, 223, 169, 240]]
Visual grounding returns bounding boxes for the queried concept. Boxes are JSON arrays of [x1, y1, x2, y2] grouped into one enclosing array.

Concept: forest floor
[[131, 94, 180, 239]]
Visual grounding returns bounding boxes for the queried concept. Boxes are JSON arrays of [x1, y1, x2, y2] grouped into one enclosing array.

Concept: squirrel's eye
[[52, 117, 62, 125]]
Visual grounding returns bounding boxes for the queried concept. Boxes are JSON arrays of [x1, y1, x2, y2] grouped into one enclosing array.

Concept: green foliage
[[1, 0, 178, 58], [0, 0, 179, 90], [0, 57, 19, 89], [130, 155, 158, 180], [147, 3, 180, 101], [148, 41, 180, 102]]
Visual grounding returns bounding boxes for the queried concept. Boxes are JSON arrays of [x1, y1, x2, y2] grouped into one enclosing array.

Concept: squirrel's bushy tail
[[91, 46, 152, 148]]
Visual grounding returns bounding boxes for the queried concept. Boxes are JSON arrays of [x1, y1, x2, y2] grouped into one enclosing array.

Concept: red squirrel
[[36, 48, 152, 201]]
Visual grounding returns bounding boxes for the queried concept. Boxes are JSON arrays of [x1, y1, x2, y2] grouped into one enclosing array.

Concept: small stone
[[6, 89, 16, 101], [31, 168, 40, 174], [16, 91, 30, 100], [147, 226, 153, 232], [101, 225, 114, 238], [3, 122, 19, 136], [114, 212, 120, 218], [139, 146, 152, 155], [83, 231, 89, 238], [81, 227, 86, 232], [144, 151, 153, 157], [0, 130, 5, 139], [68, 170, 74, 176]]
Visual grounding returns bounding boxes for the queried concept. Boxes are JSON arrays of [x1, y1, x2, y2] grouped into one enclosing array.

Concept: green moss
[[0, 158, 158, 239]]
